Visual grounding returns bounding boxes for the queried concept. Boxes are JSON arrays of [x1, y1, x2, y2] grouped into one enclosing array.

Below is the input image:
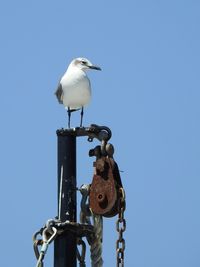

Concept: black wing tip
[[55, 83, 63, 104]]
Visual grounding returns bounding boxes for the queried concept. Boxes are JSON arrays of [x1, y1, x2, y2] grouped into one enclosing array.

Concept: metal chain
[[116, 187, 126, 267]]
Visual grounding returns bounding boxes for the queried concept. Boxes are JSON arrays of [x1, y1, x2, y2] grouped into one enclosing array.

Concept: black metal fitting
[[56, 124, 112, 142]]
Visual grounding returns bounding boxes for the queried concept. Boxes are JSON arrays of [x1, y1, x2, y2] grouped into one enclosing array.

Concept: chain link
[[116, 187, 126, 267]]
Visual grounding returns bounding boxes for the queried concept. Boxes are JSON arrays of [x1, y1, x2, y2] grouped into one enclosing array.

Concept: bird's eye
[[81, 60, 86, 64]]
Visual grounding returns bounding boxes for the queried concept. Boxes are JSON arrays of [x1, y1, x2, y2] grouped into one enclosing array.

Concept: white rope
[[90, 213, 103, 267], [79, 184, 103, 267]]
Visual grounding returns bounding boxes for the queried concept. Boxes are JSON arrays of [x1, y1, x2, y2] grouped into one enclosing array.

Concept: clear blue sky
[[0, 1, 200, 266]]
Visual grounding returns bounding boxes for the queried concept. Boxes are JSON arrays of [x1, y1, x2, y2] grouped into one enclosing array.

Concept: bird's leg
[[80, 107, 84, 127], [67, 107, 71, 128]]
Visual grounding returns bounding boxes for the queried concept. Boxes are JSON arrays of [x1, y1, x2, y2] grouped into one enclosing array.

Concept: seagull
[[55, 57, 101, 128]]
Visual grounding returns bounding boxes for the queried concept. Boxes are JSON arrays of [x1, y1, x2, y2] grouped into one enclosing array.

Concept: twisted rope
[[79, 184, 103, 267]]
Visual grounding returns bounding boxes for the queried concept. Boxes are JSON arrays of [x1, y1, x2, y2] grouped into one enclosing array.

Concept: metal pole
[[54, 130, 77, 267]]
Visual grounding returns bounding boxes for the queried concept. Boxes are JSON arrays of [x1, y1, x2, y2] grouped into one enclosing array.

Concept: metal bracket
[[56, 124, 112, 143], [55, 221, 95, 239]]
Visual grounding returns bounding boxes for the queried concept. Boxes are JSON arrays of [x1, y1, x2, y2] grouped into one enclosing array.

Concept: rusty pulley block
[[89, 143, 124, 217]]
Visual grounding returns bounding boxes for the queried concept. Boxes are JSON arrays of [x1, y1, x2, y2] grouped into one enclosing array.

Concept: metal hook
[[77, 238, 86, 267]]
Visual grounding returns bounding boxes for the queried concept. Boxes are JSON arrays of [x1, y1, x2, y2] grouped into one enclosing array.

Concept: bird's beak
[[89, 65, 101, 71]]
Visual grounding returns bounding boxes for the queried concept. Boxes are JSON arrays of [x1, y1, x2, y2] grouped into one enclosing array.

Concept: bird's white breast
[[61, 69, 91, 110]]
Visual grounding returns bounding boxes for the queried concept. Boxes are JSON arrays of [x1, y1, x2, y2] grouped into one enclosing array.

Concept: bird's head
[[70, 57, 101, 72]]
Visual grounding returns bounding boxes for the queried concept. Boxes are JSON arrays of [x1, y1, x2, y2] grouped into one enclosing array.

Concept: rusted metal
[[55, 221, 95, 238], [116, 188, 126, 267], [89, 157, 123, 217]]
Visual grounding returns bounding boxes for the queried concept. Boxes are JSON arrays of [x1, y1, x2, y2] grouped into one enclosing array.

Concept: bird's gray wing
[[55, 82, 64, 104]]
